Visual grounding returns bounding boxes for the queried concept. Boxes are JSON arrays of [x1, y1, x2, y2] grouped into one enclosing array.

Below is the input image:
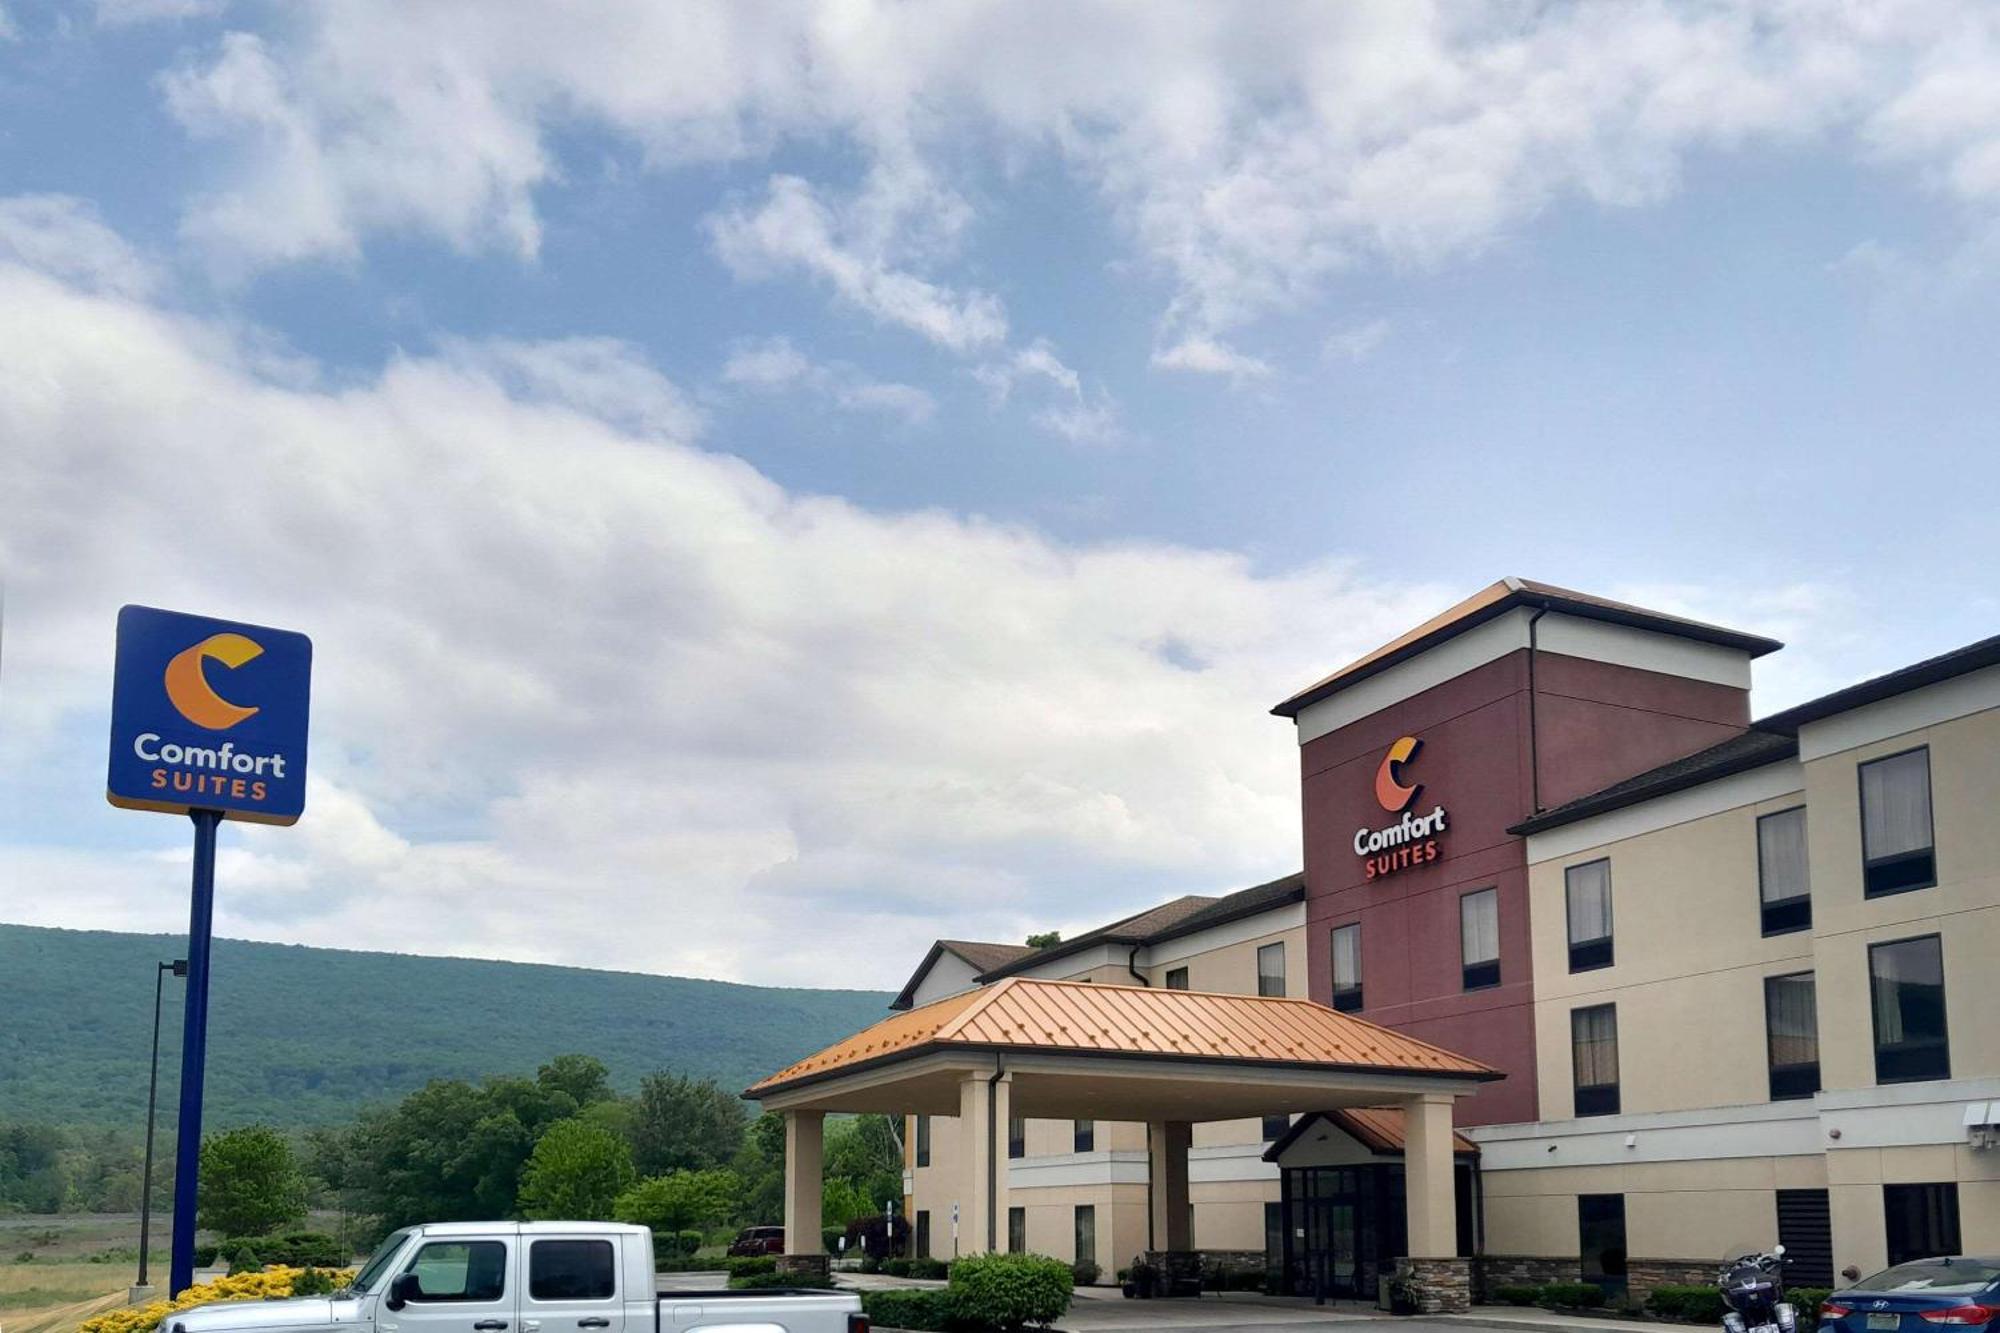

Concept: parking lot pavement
[[1056, 1295, 1380, 1330]]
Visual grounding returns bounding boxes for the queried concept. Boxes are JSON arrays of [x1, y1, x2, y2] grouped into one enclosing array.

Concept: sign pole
[[168, 809, 222, 1296]]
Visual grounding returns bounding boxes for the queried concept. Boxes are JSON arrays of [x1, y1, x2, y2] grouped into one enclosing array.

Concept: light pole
[[136, 959, 188, 1299]]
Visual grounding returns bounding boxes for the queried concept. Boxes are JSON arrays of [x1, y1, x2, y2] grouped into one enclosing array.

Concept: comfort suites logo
[[164, 633, 264, 730], [1355, 734, 1449, 880]]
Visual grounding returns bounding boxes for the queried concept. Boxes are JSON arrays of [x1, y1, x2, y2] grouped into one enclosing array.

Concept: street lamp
[[137, 959, 188, 1297]]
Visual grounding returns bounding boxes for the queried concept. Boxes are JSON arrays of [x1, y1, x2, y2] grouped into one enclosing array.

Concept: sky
[[2, 1, 1999, 991]]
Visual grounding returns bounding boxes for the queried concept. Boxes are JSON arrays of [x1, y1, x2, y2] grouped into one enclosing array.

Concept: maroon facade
[[1300, 646, 1750, 1126]]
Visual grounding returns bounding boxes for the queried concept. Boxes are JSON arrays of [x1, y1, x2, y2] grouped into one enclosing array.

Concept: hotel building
[[887, 579, 2000, 1300]]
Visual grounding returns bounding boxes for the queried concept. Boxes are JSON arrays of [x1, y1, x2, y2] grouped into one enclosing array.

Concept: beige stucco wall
[[1483, 1157, 1828, 1260]]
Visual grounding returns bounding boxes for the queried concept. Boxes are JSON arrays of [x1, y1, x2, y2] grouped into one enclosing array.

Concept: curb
[[1439, 1316, 1661, 1333]]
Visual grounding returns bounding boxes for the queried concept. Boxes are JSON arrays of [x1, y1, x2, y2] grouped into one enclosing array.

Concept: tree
[[824, 1115, 902, 1214], [517, 1120, 634, 1220], [729, 1112, 786, 1226], [536, 1054, 613, 1109], [820, 1176, 870, 1230], [613, 1168, 739, 1235], [1025, 931, 1061, 949], [631, 1073, 746, 1176], [197, 1125, 306, 1237]]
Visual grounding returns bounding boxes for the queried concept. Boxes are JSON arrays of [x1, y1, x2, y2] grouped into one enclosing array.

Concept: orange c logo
[[1375, 735, 1423, 812], [164, 633, 263, 731]]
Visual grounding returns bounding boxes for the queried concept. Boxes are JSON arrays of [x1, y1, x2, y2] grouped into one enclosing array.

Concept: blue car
[[1822, 1259, 2000, 1333]]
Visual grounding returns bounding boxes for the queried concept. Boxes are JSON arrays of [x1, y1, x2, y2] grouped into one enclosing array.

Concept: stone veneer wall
[[1400, 1257, 1472, 1314], [1473, 1254, 1579, 1299], [776, 1252, 831, 1277], [1626, 1257, 1719, 1304]]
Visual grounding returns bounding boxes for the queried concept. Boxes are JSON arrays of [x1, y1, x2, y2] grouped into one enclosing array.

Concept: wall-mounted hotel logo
[[1355, 735, 1448, 880]]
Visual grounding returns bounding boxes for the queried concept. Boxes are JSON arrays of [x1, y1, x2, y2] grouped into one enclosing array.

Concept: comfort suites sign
[[1353, 734, 1449, 880]]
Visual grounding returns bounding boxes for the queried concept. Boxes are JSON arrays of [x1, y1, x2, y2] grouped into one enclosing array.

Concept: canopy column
[[781, 1109, 826, 1274], [956, 1067, 1010, 1254], [1397, 1091, 1469, 1313], [1148, 1119, 1192, 1251]]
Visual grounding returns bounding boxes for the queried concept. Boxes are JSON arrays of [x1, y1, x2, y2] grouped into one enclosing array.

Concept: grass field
[[0, 1261, 130, 1310]]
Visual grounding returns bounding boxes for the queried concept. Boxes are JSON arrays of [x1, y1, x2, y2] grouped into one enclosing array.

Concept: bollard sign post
[[107, 606, 311, 1297]]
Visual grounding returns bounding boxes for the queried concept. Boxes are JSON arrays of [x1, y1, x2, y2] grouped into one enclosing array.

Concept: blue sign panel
[[108, 605, 313, 825]]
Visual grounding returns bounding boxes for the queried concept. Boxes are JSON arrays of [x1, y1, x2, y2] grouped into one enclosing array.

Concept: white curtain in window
[[1573, 1006, 1618, 1087], [1566, 860, 1613, 943], [1872, 945, 1906, 1043], [1766, 973, 1818, 1066], [1862, 750, 1932, 860], [1461, 889, 1499, 965], [1759, 807, 1810, 903], [1332, 924, 1361, 990], [1258, 942, 1286, 996]]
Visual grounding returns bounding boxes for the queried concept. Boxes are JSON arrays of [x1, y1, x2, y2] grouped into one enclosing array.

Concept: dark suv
[[728, 1225, 785, 1256]]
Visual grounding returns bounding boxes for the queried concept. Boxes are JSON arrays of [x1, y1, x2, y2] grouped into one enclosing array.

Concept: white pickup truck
[[165, 1222, 863, 1333]]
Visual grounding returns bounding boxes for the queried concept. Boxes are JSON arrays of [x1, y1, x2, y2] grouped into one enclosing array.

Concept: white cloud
[[975, 339, 1122, 445], [1323, 319, 1391, 363], [723, 335, 936, 427], [144, 5, 2000, 349], [1, 255, 1475, 984], [1151, 335, 1274, 383], [0, 195, 158, 297], [96, 0, 226, 26]]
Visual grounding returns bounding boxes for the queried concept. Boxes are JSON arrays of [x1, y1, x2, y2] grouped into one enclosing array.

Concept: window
[[1871, 935, 1950, 1083], [1257, 942, 1286, 997], [1764, 972, 1820, 1101], [915, 1210, 931, 1259], [1461, 889, 1500, 990], [1263, 1202, 1283, 1273], [1578, 1195, 1628, 1297], [915, 1114, 931, 1168], [1007, 1207, 1025, 1255], [1164, 966, 1189, 990], [1073, 1119, 1094, 1153], [1008, 1112, 1025, 1159], [1758, 807, 1812, 934], [529, 1240, 615, 1301], [1861, 748, 1936, 896], [1566, 860, 1613, 971], [1330, 923, 1362, 1012], [1884, 1184, 1960, 1267], [1073, 1205, 1096, 1267], [403, 1240, 507, 1303], [1261, 1113, 1290, 1142], [1572, 1004, 1620, 1117]]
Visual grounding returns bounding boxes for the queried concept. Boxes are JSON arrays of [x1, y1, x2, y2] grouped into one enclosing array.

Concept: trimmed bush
[[1538, 1282, 1606, 1309], [1493, 1284, 1541, 1306], [226, 1247, 262, 1276], [1792, 1288, 1832, 1316], [216, 1233, 345, 1268], [723, 1255, 778, 1278], [727, 1270, 837, 1290], [192, 1245, 220, 1269], [1071, 1261, 1101, 1287], [288, 1268, 338, 1297], [947, 1252, 1073, 1332], [911, 1258, 949, 1280], [862, 1288, 957, 1332], [823, 1228, 846, 1254], [1648, 1285, 1726, 1322]]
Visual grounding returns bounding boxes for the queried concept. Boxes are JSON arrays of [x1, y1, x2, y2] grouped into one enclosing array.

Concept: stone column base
[[1397, 1257, 1472, 1314], [128, 1285, 158, 1307], [777, 1253, 830, 1278]]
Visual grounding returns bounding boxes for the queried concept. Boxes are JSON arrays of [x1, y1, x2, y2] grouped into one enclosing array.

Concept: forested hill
[[0, 923, 891, 1128]]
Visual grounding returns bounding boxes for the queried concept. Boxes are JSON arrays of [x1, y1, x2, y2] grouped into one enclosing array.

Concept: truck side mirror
[[386, 1273, 420, 1312]]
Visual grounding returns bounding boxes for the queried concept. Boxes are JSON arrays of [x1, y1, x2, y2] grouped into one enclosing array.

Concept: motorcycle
[[1720, 1244, 1799, 1333]]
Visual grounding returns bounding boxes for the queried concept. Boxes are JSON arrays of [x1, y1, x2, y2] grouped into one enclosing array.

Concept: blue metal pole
[[168, 810, 222, 1297]]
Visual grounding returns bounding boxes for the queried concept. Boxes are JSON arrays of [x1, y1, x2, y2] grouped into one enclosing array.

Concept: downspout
[[1127, 944, 1150, 987], [988, 1056, 1006, 1252], [1527, 607, 1548, 814]]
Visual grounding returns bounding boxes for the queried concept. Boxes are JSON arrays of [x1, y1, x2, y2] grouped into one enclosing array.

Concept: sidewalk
[[1437, 1307, 1664, 1333]]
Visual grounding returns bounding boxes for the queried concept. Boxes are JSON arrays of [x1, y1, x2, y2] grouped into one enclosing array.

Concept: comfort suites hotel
[[745, 579, 2000, 1313]]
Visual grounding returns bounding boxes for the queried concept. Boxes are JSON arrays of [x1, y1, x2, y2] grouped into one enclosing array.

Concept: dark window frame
[[915, 1114, 931, 1168], [1073, 1119, 1094, 1153], [1461, 887, 1500, 991], [915, 1210, 931, 1260], [1330, 922, 1363, 1012], [1763, 971, 1821, 1102], [1008, 1111, 1025, 1160], [1073, 1204, 1096, 1267], [1163, 966, 1189, 990], [1883, 1183, 1961, 1267], [1869, 934, 1950, 1084], [401, 1240, 509, 1305], [1859, 747, 1938, 899], [1572, 1003, 1620, 1117], [1566, 859, 1614, 973], [527, 1239, 617, 1303], [1007, 1206, 1025, 1255], [1757, 806, 1813, 936], [1261, 1113, 1290, 1142], [1257, 941, 1287, 997]]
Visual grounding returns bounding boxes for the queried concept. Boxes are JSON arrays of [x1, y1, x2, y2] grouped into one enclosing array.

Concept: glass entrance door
[[1285, 1167, 1385, 1299]]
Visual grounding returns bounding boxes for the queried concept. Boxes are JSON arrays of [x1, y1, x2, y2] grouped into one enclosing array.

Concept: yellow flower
[[82, 1267, 358, 1333]]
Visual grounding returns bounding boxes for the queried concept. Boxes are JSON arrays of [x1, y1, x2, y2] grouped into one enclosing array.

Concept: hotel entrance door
[[1283, 1165, 1405, 1300]]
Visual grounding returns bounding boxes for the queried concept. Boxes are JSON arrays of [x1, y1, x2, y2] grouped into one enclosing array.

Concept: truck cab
[[166, 1222, 861, 1333]]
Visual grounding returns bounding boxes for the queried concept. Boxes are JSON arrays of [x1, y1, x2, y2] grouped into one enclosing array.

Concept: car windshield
[[346, 1230, 412, 1295], [1856, 1260, 2000, 1296]]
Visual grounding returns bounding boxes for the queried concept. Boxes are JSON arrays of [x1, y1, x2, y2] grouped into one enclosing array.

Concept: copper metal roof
[[1271, 577, 1781, 718], [748, 977, 1500, 1097]]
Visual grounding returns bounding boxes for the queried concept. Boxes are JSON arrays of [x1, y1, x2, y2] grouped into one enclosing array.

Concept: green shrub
[[947, 1252, 1072, 1332], [290, 1268, 338, 1297], [1071, 1261, 1101, 1287], [862, 1288, 957, 1332], [1648, 1285, 1726, 1322], [882, 1258, 913, 1278], [910, 1258, 949, 1280], [727, 1270, 837, 1290], [216, 1233, 345, 1268], [1792, 1287, 1832, 1316], [191, 1246, 220, 1268], [1493, 1284, 1541, 1306], [859, 1253, 883, 1275], [227, 1247, 263, 1276], [823, 1228, 846, 1254], [723, 1255, 778, 1278], [1538, 1282, 1605, 1309]]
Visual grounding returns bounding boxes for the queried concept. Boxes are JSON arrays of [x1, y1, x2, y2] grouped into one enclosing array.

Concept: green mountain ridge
[[0, 922, 892, 1128]]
